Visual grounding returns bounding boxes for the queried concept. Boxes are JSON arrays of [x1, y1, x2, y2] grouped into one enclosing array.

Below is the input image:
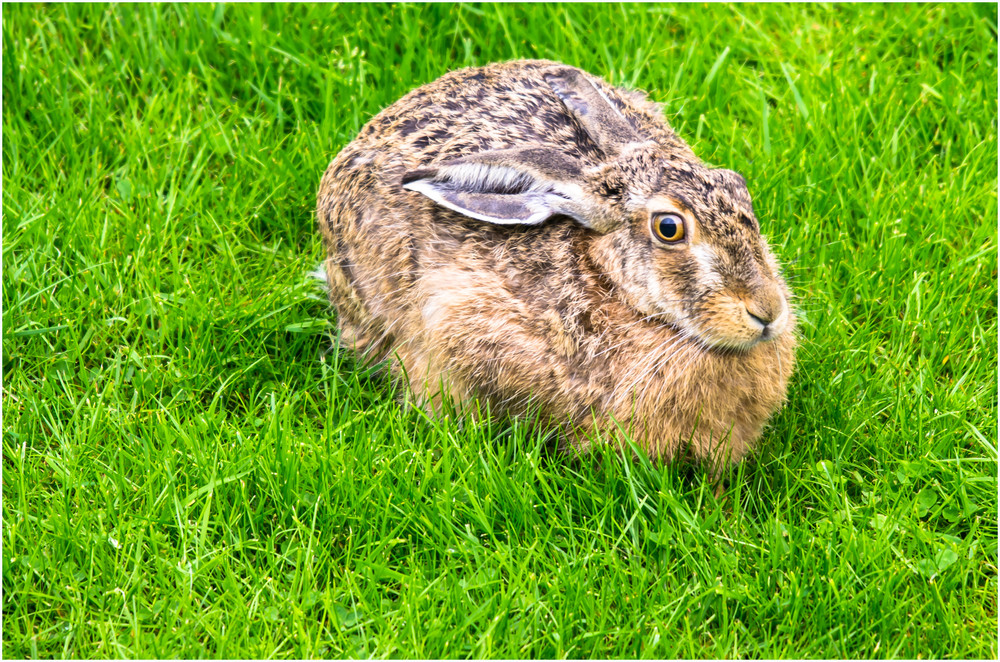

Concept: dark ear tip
[[401, 168, 437, 186], [544, 67, 583, 88]]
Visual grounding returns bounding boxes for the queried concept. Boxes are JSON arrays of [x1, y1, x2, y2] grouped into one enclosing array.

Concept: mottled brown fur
[[317, 60, 797, 470]]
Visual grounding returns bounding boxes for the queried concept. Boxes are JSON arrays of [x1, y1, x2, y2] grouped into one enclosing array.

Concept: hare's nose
[[744, 292, 785, 335], [745, 307, 773, 328]]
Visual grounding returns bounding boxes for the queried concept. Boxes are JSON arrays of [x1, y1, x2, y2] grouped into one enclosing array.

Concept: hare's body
[[318, 60, 796, 468]]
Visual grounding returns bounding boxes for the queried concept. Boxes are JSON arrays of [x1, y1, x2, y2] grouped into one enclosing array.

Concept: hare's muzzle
[[743, 288, 790, 343]]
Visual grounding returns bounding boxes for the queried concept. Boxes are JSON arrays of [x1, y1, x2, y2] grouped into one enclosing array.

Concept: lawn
[[3, 3, 997, 658]]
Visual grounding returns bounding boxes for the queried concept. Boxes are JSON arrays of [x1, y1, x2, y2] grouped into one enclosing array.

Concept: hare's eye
[[652, 213, 686, 244]]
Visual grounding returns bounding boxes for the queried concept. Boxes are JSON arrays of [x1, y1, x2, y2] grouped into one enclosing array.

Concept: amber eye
[[652, 213, 686, 243]]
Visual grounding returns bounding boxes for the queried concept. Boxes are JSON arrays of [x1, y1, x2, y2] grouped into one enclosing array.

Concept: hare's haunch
[[317, 60, 796, 470]]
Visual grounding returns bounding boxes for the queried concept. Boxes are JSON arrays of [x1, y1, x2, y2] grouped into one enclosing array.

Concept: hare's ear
[[402, 146, 614, 230], [544, 67, 646, 156]]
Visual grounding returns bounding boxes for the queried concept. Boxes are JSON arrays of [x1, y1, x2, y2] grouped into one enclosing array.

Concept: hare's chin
[[687, 326, 786, 353]]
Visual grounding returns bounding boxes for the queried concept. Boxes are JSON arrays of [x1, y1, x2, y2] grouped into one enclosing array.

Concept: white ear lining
[[401, 178, 458, 209], [434, 162, 543, 194], [402, 179, 554, 225], [402, 150, 598, 227]]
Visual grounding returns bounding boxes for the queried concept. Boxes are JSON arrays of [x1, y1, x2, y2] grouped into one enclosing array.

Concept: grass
[[2, 3, 997, 658]]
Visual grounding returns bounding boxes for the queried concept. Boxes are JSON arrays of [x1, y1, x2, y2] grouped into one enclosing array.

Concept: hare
[[316, 60, 796, 471]]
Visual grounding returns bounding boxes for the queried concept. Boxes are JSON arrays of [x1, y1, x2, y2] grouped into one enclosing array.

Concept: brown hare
[[317, 60, 796, 472]]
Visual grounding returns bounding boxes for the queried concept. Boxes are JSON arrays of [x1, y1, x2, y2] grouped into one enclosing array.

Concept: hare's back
[[355, 60, 671, 163]]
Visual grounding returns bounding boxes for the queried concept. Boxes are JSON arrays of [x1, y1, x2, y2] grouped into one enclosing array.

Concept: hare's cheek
[[645, 268, 666, 308], [689, 244, 725, 291], [648, 249, 708, 317], [645, 257, 693, 319]]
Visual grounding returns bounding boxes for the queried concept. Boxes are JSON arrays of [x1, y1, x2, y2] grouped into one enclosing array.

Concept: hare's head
[[402, 66, 793, 352]]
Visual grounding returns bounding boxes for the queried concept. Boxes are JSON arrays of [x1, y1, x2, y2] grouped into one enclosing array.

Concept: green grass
[[3, 3, 997, 658]]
